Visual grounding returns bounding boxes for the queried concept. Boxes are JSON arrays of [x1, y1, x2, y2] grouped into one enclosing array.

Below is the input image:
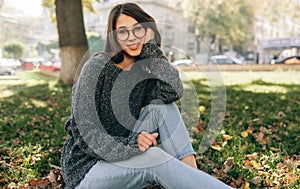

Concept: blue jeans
[[75, 103, 232, 189]]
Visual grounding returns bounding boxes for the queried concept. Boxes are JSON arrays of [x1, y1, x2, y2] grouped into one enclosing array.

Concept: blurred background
[[0, 0, 299, 78], [1, 1, 300, 188]]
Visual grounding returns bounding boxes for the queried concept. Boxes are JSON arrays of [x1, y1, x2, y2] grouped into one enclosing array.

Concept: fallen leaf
[[253, 132, 267, 145], [264, 178, 274, 187], [251, 176, 262, 186], [246, 129, 253, 134], [191, 126, 199, 133], [196, 121, 206, 134], [235, 175, 243, 188], [48, 171, 57, 185], [241, 131, 248, 138], [286, 173, 297, 185], [277, 111, 286, 118], [33, 129, 39, 134], [211, 144, 222, 151], [29, 178, 49, 188], [250, 160, 262, 169], [241, 144, 248, 151], [284, 159, 295, 171], [221, 141, 228, 147], [199, 105, 206, 112], [243, 181, 251, 189], [270, 147, 280, 152], [222, 134, 233, 141], [223, 157, 234, 173], [244, 159, 251, 168], [245, 153, 258, 160]]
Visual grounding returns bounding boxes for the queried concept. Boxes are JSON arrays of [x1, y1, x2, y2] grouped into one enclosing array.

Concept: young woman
[[61, 3, 232, 189]]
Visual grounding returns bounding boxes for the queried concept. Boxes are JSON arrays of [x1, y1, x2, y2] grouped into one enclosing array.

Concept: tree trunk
[[55, 0, 88, 85]]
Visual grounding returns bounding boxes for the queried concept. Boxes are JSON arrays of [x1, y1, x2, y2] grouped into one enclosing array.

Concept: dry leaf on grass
[[223, 157, 234, 174], [28, 178, 49, 188]]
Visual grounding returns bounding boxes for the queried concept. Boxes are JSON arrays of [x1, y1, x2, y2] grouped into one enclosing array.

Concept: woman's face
[[115, 14, 146, 57]]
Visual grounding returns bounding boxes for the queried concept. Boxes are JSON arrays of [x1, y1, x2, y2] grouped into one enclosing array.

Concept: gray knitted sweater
[[61, 40, 184, 189]]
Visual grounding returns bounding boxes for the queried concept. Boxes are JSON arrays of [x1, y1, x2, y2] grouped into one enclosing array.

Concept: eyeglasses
[[116, 25, 146, 41]]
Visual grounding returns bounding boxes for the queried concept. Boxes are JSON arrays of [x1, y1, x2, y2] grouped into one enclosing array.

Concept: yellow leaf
[[223, 134, 233, 141], [222, 141, 228, 147], [270, 147, 280, 152], [250, 160, 261, 169], [33, 130, 39, 134], [244, 181, 251, 189], [191, 126, 199, 133], [211, 144, 222, 151], [241, 144, 248, 151], [246, 129, 253, 134], [199, 105, 206, 112], [241, 131, 248, 138]]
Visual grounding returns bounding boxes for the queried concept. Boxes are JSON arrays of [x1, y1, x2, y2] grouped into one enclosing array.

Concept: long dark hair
[[104, 3, 161, 63]]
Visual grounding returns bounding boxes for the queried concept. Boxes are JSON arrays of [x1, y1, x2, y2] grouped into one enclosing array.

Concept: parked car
[[22, 58, 45, 70], [1, 58, 22, 68], [171, 59, 194, 67], [0, 59, 15, 75], [22, 58, 61, 71], [210, 55, 243, 64], [271, 55, 300, 64], [39, 61, 61, 72]]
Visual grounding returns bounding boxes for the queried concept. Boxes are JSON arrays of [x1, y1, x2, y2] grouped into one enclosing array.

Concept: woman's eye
[[118, 30, 127, 34], [134, 26, 143, 31]]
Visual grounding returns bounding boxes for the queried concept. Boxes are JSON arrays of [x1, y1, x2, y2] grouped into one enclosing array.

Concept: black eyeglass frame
[[115, 26, 147, 41]]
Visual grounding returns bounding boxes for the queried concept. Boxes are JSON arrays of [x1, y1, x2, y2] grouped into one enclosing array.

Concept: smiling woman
[[60, 2, 233, 189], [6, 0, 42, 17]]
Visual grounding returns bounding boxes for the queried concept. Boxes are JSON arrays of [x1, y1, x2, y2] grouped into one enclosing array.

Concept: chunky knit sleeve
[[67, 54, 142, 162], [139, 40, 184, 104]]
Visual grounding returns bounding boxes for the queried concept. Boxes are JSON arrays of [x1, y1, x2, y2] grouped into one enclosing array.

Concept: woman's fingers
[[138, 144, 146, 152], [138, 131, 159, 152], [139, 134, 153, 146], [152, 132, 159, 139]]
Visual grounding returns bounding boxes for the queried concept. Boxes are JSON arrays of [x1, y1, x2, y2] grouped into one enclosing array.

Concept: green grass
[[186, 71, 300, 188], [0, 70, 299, 188], [0, 71, 71, 186]]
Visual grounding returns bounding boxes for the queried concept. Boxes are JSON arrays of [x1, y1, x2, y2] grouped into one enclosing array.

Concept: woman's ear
[[144, 28, 155, 44]]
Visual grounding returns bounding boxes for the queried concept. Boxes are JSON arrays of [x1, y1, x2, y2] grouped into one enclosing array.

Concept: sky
[[6, 0, 43, 17]]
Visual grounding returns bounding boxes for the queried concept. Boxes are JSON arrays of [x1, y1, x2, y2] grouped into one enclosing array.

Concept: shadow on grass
[[0, 76, 299, 187], [0, 82, 71, 185], [190, 78, 300, 188], [192, 78, 300, 155]]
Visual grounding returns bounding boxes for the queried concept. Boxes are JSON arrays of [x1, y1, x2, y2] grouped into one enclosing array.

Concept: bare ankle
[[181, 154, 198, 169]]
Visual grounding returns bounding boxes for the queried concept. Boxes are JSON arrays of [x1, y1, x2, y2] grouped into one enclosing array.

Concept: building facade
[[253, 10, 300, 63], [84, 0, 197, 61]]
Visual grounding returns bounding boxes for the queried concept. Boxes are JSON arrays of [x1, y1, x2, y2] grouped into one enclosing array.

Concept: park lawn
[[0, 70, 299, 188]]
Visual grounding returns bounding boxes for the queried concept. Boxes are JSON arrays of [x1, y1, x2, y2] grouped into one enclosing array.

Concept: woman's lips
[[127, 43, 139, 50]]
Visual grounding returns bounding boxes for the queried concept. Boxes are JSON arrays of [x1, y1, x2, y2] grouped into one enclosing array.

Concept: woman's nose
[[127, 30, 136, 41]]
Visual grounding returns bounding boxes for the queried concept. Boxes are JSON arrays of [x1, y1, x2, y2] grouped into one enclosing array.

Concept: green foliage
[[87, 32, 105, 54], [2, 41, 25, 59], [0, 71, 299, 188], [176, 0, 254, 51], [37, 41, 59, 54], [172, 0, 300, 52], [42, 0, 102, 22]]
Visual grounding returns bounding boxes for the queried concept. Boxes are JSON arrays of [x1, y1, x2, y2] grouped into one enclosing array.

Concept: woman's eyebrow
[[117, 26, 127, 30], [117, 23, 141, 30]]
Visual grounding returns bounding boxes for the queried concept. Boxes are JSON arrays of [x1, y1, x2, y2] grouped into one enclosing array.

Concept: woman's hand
[[144, 28, 155, 44], [138, 131, 159, 152]]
